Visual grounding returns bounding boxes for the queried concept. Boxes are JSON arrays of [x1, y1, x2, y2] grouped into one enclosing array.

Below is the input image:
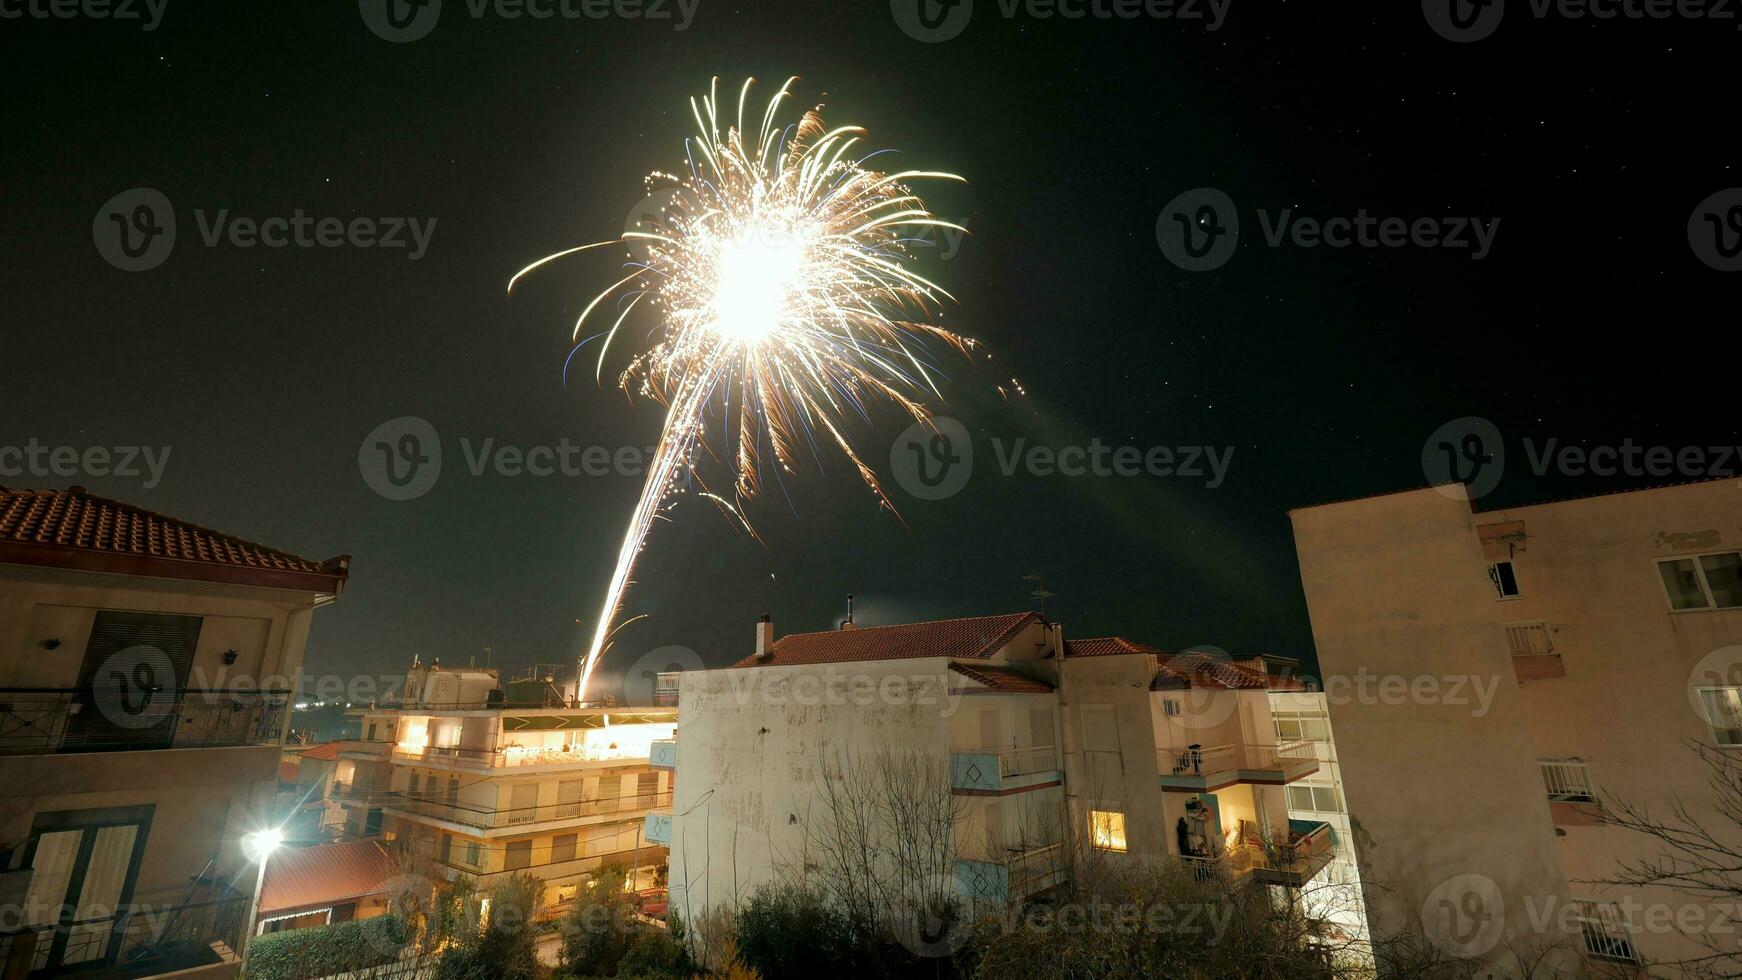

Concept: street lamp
[[239, 827, 285, 971]]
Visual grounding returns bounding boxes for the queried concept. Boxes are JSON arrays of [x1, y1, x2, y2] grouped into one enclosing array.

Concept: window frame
[[1571, 898, 1641, 964], [1657, 551, 1742, 613], [1696, 686, 1742, 748], [1088, 809, 1128, 853], [1489, 560, 1522, 599], [1539, 759, 1597, 804]]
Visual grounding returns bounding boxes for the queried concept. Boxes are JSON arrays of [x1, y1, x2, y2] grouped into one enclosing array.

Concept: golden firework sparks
[[512, 77, 972, 699]]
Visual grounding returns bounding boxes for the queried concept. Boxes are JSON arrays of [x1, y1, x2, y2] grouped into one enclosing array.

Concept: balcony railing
[[392, 741, 669, 770], [0, 689, 288, 755], [383, 791, 673, 831], [0, 895, 246, 978], [1158, 741, 1318, 789], [951, 745, 1063, 794]]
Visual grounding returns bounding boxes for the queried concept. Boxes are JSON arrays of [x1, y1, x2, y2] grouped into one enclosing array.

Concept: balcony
[[954, 842, 1068, 903], [392, 740, 668, 772], [0, 689, 287, 756], [1157, 741, 1318, 792], [1505, 621, 1565, 682], [1178, 821, 1335, 889], [382, 790, 673, 833], [643, 809, 672, 845], [0, 894, 246, 979], [950, 745, 1063, 795], [649, 740, 677, 771]]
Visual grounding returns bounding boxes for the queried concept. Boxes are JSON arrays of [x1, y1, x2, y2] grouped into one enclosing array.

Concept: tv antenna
[[1023, 574, 1055, 617]]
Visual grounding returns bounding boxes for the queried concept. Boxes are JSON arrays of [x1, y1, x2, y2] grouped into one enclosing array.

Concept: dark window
[[1490, 561, 1521, 598], [505, 840, 532, 870], [64, 612, 203, 751], [551, 834, 577, 864]]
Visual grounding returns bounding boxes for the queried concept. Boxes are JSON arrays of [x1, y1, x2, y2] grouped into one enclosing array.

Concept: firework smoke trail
[[512, 77, 973, 701]]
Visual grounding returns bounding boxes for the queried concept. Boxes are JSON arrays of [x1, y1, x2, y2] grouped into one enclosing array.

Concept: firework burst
[[511, 76, 972, 699]]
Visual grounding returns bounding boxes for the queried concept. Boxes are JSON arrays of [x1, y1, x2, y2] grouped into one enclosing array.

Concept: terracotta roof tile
[[0, 485, 348, 593], [948, 662, 1054, 694], [732, 612, 1042, 668], [295, 742, 345, 762], [260, 840, 397, 916], [1069, 637, 1300, 691]]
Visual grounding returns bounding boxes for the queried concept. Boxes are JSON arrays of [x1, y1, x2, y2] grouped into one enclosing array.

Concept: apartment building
[[1291, 478, 1742, 974], [0, 485, 349, 978], [1268, 689, 1370, 952], [661, 612, 1338, 926], [348, 659, 676, 913]]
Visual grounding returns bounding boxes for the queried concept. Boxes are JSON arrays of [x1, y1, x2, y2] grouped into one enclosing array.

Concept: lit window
[[1489, 560, 1521, 598], [1659, 553, 1742, 611], [1573, 900, 1639, 963], [1286, 783, 1345, 813], [1090, 810, 1127, 852], [1698, 688, 1742, 746]]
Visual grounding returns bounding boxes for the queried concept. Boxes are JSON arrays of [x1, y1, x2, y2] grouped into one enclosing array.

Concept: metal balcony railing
[[0, 895, 246, 978], [0, 689, 288, 755], [1161, 741, 1316, 777], [965, 744, 1061, 778], [391, 740, 670, 769], [382, 791, 673, 830]]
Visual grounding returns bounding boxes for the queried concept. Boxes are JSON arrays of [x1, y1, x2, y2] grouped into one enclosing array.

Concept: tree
[[438, 872, 544, 980], [558, 863, 640, 977]]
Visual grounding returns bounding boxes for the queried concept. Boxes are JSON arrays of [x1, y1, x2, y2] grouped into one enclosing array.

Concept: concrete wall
[[1291, 486, 1582, 973]]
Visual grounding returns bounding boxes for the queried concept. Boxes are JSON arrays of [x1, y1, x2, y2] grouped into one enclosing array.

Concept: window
[[551, 834, 577, 864], [408, 772, 420, 797], [507, 784, 538, 824], [447, 777, 459, 806], [1540, 760, 1595, 803], [1286, 783, 1345, 813], [465, 842, 482, 868], [1698, 688, 1742, 746], [1659, 552, 1742, 611], [366, 722, 377, 741], [1572, 900, 1639, 963], [1089, 810, 1127, 852], [1162, 699, 1181, 717], [1273, 713, 1331, 743], [505, 840, 531, 871], [555, 780, 584, 818], [1489, 560, 1521, 598], [637, 772, 660, 801]]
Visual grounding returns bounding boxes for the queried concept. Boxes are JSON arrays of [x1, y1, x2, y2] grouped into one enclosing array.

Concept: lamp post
[[239, 828, 284, 973]]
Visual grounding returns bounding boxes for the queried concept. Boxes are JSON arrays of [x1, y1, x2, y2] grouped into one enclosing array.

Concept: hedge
[[243, 913, 409, 980]]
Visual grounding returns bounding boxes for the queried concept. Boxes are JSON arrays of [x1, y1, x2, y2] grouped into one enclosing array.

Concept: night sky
[[3, 2, 1736, 692]]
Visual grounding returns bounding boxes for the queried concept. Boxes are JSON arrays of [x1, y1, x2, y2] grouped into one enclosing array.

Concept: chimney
[[755, 614, 775, 660], [840, 594, 857, 630]]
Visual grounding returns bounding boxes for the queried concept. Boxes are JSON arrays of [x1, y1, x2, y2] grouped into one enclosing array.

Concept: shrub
[[437, 873, 544, 980], [558, 865, 639, 976], [615, 914, 692, 978], [243, 913, 408, 980]]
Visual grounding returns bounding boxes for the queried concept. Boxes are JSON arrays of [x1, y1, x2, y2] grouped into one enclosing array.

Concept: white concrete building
[[660, 612, 1337, 928]]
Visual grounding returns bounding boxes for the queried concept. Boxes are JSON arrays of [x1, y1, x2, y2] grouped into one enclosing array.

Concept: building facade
[[347, 660, 676, 913], [660, 612, 1341, 932], [0, 485, 348, 978], [1291, 478, 1742, 974]]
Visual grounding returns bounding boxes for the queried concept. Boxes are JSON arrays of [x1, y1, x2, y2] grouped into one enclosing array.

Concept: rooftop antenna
[[844, 593, 855, 629], [483, 646, 493, 669], [1023, 574, 1055, 618]]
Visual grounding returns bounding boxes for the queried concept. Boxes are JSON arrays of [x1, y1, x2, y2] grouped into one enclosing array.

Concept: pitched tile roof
[[296, 741, 345, 762], [1068, 636, 1304, 691], [948, 662, 1055, 694], [731, 612, 1043, 668], [260, 839, 397, 916], [0, 485, 349, 593]]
